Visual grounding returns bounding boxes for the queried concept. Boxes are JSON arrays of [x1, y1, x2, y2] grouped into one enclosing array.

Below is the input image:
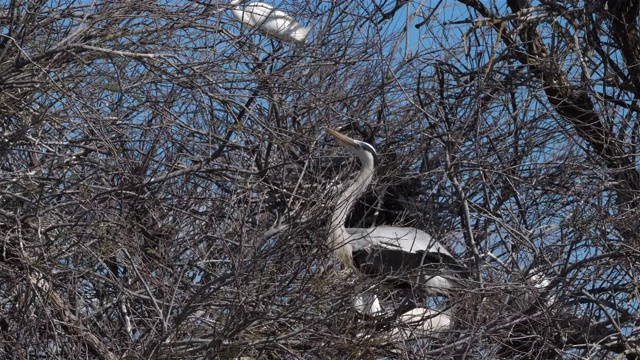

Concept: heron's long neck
[[329, 161, 375, 249]]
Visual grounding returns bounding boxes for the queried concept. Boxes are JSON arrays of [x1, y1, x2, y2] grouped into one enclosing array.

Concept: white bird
[[507, 268, 557, 311], [353, 291, 383, 316], [356, 305, 452, 343], [390, 305, 452, 340], [229, 0, 310, 44], [326, 127, 467, 298]]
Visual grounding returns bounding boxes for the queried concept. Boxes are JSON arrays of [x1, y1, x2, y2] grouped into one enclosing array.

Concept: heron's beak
[[326, 127, 358, 149]]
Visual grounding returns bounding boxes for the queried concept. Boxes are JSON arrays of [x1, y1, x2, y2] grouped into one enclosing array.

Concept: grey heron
[[507, 267, 557, 312], [229, 0, 310, 44], [326, 127, 467, 300], [356, 303, 453, 343], [353, 291, 383, 316], [393, 305, 452, 335]]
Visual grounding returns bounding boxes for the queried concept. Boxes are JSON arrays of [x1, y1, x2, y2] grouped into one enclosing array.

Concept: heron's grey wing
[[343, 227, 375, 251], [345, 227, 468, 294], [346, 227, 451, 256]]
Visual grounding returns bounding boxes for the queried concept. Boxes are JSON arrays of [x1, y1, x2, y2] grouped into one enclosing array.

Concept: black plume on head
[[359, 142, 378, 167]]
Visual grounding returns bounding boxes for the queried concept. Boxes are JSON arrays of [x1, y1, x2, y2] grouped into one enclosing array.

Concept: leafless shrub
[[0, 0, 639, 359]]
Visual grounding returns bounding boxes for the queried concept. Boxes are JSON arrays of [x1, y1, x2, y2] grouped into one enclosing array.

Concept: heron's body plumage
[[345, 227, 464, 294]]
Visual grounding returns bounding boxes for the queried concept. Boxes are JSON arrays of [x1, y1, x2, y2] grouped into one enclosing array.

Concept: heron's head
[[326, 127, 378, 167]]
